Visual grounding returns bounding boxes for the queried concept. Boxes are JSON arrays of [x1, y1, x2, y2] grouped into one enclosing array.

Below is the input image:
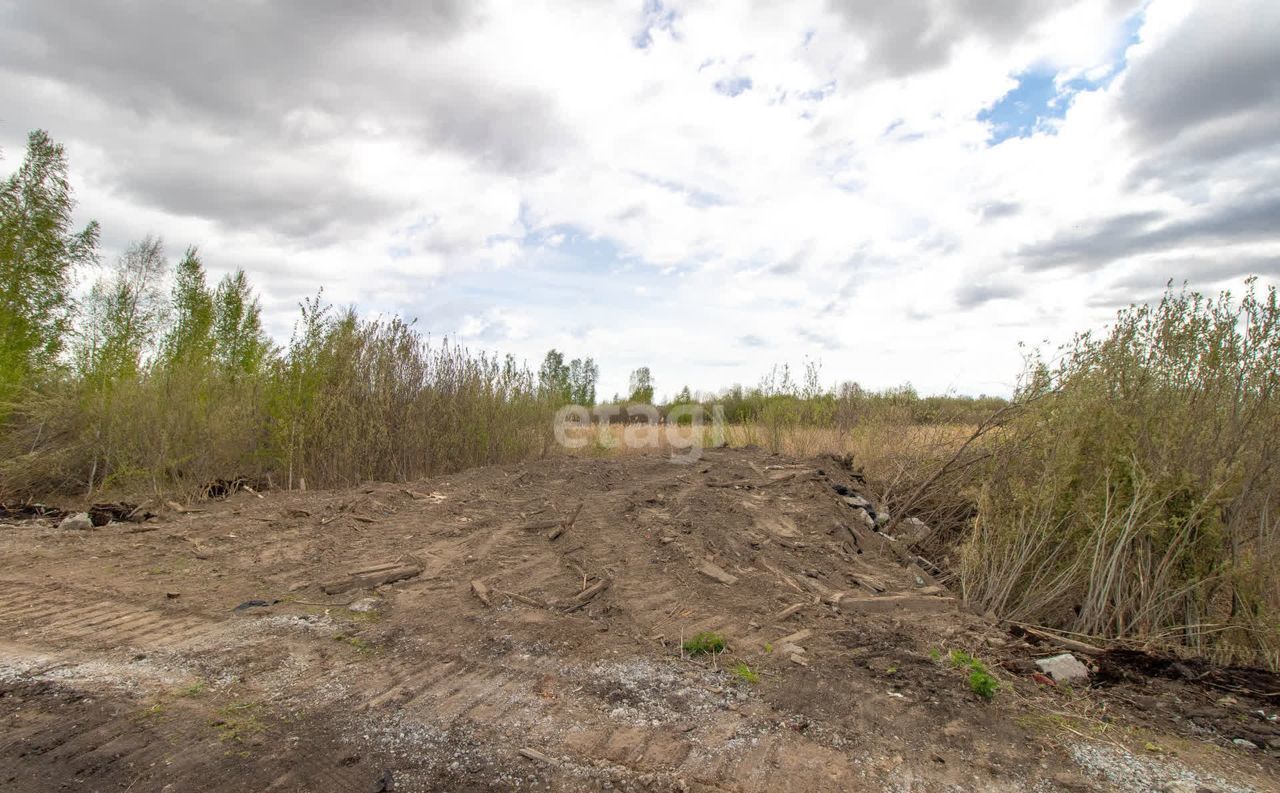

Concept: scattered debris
[[90, 502, 155, 524], [0, 450, 1272, 793], [0, 502, 65, 521]]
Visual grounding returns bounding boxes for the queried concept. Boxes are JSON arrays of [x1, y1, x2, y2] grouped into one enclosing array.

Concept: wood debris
[[470, 579, 493, 607], [495, 590, 547, 608], [773, 603, 806, 621], [519, 519, 562, 531], [320, 563, 423, 595], [697, 560, 738, 585], [562, 577, 611, 612], [776, 628, 813, 646], [518, 747, 557, 765]]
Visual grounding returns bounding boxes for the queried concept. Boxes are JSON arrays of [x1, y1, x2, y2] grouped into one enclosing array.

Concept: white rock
[[348, 597, 382, 613], [1035, 653, 1090, 684], [58, 512, 93, 531]]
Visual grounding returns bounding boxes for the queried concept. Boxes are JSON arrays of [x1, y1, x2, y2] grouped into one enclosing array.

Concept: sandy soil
[[0, 448, 1276, 792]]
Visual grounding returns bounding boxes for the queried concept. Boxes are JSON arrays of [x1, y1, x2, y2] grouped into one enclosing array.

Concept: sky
[[2, 0, 1278, 400]]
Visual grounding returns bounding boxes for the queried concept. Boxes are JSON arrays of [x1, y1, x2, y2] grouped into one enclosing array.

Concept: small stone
[[1035, 653, 1090, 684], [58, 512, 93, 531], [1052, 772, 1093, 790], [348, 597, 381, 613], [1232, 738, 1258, 750]]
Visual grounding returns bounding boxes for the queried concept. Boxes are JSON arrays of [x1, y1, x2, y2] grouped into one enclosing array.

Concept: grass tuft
[[949, 650, 999, 701], [731, 662, 760, 684], [682, 631, 727, 656]]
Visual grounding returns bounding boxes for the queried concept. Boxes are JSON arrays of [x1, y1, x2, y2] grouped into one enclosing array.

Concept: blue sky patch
[[980, 8, 1144, 145], [633, 0, 678, 49], [979, 70, 1065, 143], [714, 76, 752, 97]]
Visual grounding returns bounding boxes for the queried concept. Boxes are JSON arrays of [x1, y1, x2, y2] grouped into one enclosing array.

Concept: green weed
[[682, 632, 727, 656], [333, 633, 375, 653], [731, 662, 760, 684], [949, 650, 999, 701], [212, 702, 264, 743]]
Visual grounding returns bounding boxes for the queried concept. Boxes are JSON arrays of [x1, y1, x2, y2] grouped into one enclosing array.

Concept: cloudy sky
[[2, 0, 1277, 399]]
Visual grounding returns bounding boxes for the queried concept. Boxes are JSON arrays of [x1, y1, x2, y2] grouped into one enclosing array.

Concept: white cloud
[[2, 0, 1277, 399]]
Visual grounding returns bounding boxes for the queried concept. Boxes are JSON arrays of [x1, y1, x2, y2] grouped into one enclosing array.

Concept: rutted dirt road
[[1, 449, 1276, 792]]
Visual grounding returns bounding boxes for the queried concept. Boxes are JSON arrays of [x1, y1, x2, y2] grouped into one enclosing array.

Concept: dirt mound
[[0, 449, 1276, 791]]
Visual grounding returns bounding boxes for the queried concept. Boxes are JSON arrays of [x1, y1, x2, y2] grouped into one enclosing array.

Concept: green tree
[[628, 366, 653, 403], [538, 349, 571, 404], [76, 236, 170, 496], [0, 130, 99, 398], [160, 246, 215, 367], [568, 357, 598, 406], [78, 236, 169, 382], [212, 270, 270, 376]]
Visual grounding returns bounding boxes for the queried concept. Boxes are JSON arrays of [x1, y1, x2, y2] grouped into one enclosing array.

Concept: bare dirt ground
[[1, 448, 1277, 792]]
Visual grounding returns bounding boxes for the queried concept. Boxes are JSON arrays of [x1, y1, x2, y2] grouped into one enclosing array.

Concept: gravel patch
[[1070, 742, 1259, 793]]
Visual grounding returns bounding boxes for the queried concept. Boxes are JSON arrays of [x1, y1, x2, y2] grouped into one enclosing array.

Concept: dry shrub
[[269, 308, 551, 490], [959, 281, 1280, 668]]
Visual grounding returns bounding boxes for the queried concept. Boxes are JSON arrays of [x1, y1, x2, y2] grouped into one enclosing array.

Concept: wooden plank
[[471, 579, 493, 607], [697, 561, 738, 585]]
